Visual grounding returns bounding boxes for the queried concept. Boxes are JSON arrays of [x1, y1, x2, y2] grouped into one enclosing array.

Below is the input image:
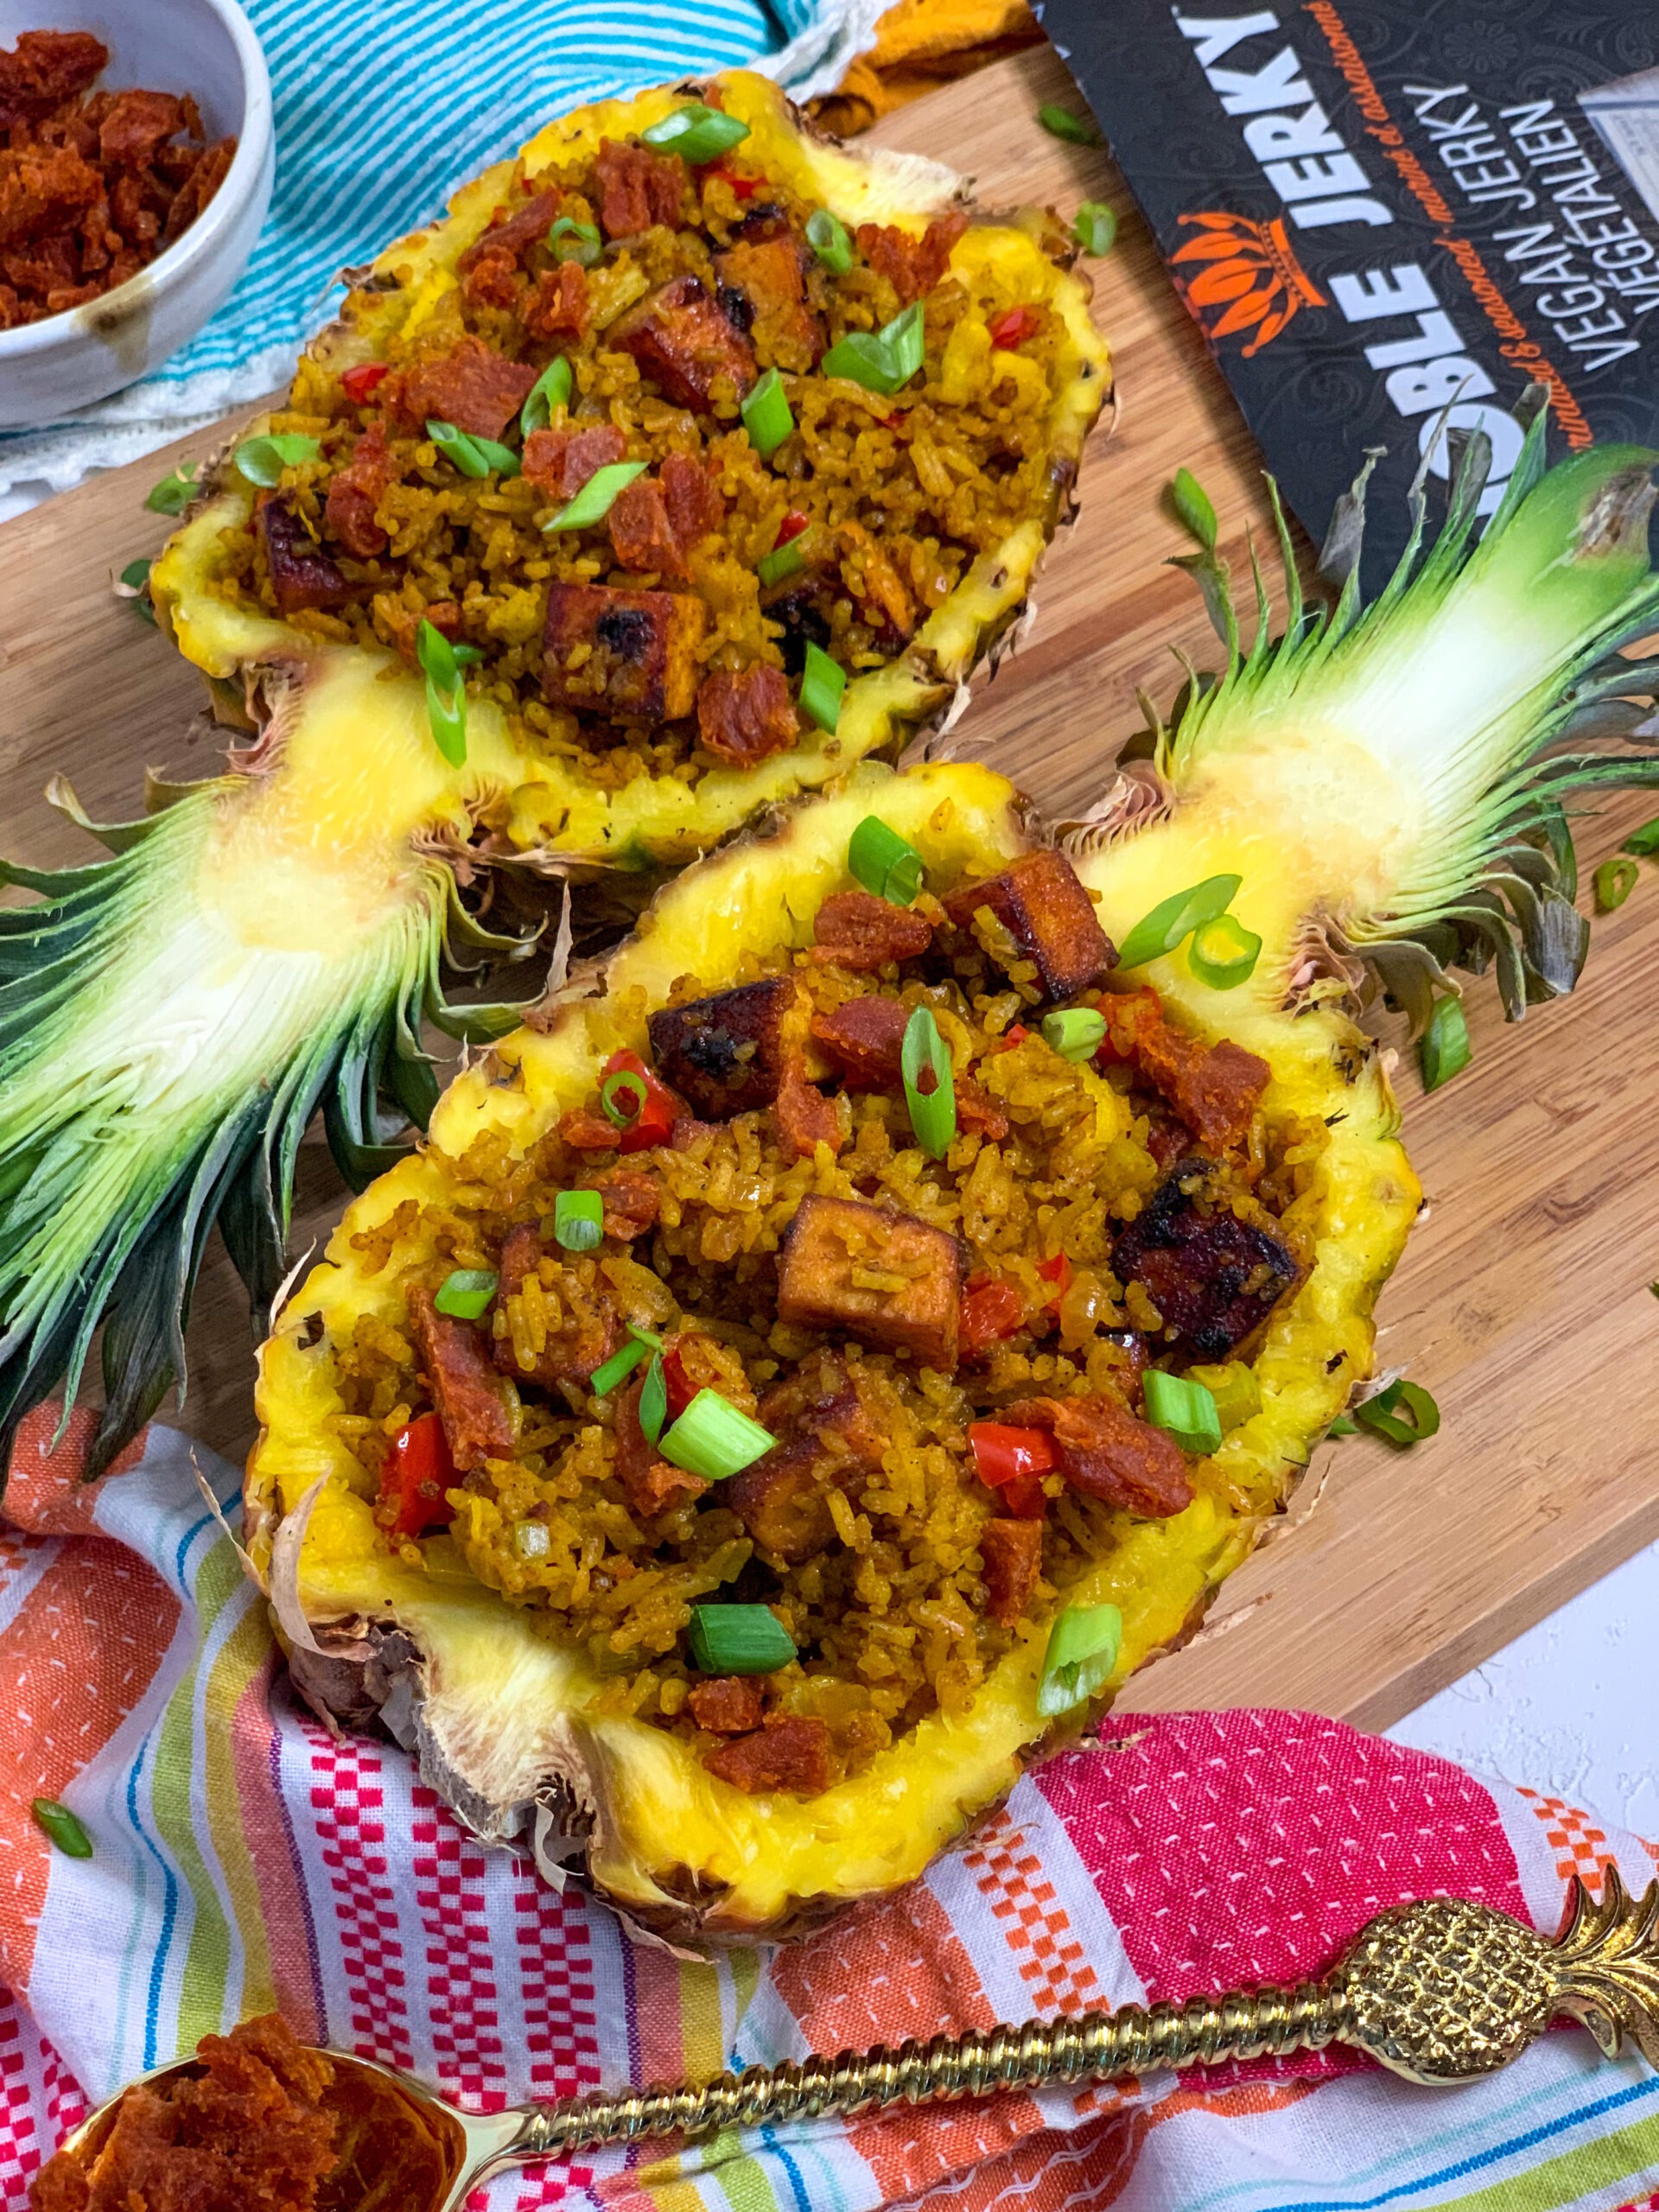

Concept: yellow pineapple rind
[[248, 760, 1419, 1940]]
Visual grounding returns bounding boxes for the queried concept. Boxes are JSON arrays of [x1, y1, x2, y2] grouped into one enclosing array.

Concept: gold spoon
[[57, 1873, 1659, 2212]]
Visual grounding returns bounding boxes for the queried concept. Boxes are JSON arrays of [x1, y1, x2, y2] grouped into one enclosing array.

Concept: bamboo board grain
[[2, 43, 1657, 1737]]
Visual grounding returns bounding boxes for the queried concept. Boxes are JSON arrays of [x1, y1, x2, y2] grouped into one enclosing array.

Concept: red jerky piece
[[0, 29, 106, 128], [614, 1370, 707, 1519], [648, 976, 797, 1119], [687, 1676, 766, 1734], [731, 1355, 883, 1560], [703, 1714, 833, 1795], [594, 137, 685, 237], [1001, 1393, 1193, 1518], [943, 849, 1116, 1000], [808, 993, 1007, 1137], [855, 213, 968, 304], [1136, 1023, 1270, 1154], [608, 474, 684, 575], [524, 258, 588, 341], [523, 421, 626, 500], [456, 187, 560, 276], [661, 450, 724, 542], [584, 1171, 660, 1239], [543, 581, 707, 722], [1109, 1162, 1301, 1361], [99, 89, 187, 168], [407, 1286, 517, 1473], [0, 143, 101, 246], [401, 334, 536, 440], [612, 273, 757, 410], [257, 496, 359, 615], [774, 1069, 842, 1161], [810, 890, 935, 972], [776, 1193, 962, 1370], [695, 664, 798, 766], [978, 1516, 1043, 1627], [490, 1222, 616, 1391], [325, 419, 396, 558]]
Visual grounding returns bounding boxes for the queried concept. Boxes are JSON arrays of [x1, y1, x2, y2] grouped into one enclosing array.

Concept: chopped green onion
[[1035, 1602, 1122, 1718], [427, 418, 519, 480], [601, 1067, 649, 1127], [1622, 815, 1659, 856], [234, 435, 321, 488], [741, 366, 795, 459], [1188, 912, 1262, 989], [901, 1005, 957, 1159], [1327, 1414, 1359, 1438], [1072, 200, 1117, 257], [543, 459, 647, 532], [513, 1519, 550, 1560], [757, 537, 806, 588], [118, 557, 152, 592], [1038, 103, 1100, 146], [805, 206, 853, 274], [821, 301, 926, 397], [30, 1797, 92, 1859], [1421, 995, 1471, 1093], [1116, 874, 1241, 969], [521, 356, 573, 437], [589, 1333, 652, 1397], [417, 619, 470, 766], [1596, 857, 1640, 911], [1172, 467, 1218, 552], [639, 1352, 668, 1445], [1353, 1377, 1440, 1446], [848, 817, 925, 906], [641, 102, 750, 164], [1039, 1007, 1106, 1061], [548, 216, 603, 267], [144, 460, 199, 515], [1185, 1359, 1262, 1433], [659, 1388, 776, 1478], [1142, 1370, 1223, 1456], [798, 639, 845, 734], [435, 1268, 498, 1319], [118, 557, 156, 624], [554, 1188, 604, 1253], [688, 1603, 796, 1675]]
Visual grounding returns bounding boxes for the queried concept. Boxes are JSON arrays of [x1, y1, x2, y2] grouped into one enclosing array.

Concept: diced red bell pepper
[[959, 1278, 1028, 1358], [992, 1022, 1031, 1057], [969, 1422, 1056, 1518], [1038, 1251, 1073, 1305], [378, 1411, 456, 1540], [709, 164, 759, 200], [776, 509, 810, 545], [988, 305, 1041, 350], [341, 360, 391, 404], [601, 1049, 679, 1154]]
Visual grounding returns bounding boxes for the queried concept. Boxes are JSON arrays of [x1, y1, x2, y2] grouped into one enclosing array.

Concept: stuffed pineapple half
[[249, 416, 1659, 1942], [0, 70, 1109, 1477]]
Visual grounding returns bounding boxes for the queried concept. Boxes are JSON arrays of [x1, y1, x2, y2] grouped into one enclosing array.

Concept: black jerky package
[[1034, 0, 1659, 584]]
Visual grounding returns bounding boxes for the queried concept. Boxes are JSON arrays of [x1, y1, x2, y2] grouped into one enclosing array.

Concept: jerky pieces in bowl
[[154, 69, 1111, 868], [0, 5, 272, 426]]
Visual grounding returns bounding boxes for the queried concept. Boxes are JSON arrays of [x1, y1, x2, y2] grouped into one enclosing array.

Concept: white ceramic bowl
[[0, 0, 273, 429]]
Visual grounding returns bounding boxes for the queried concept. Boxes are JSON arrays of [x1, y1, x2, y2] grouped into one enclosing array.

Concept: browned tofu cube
[[715, 236, 823, 372], [776, 1194, 961, 1370], [1110, 1162, 1302, 1362], [612, 274, 758, 411], [648, 976, 798, 1119], [543, 582, 706, 723], [942, 849, 1116, 999]]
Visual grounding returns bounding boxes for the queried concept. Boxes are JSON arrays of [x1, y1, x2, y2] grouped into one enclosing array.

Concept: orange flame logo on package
[[1170, 211, 1325, 356]]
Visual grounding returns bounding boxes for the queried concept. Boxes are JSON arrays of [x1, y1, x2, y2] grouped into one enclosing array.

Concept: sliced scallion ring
[[1420, 995, 1471, 1093], [1072, 200, 1117, 257], [639, 1352, 668, 1445], [118, 557, 156, 624], [1035, 1602, 1122, 1718], [234, 434, 321, 487], [659, 1388, 776, 1479], [543, 459, 647, 532], [435, 1267, 498, 1319], [547, 216, 602, 267], [1172, 466, 1218, 552], [1188, 912, 1262, 989], [798, 639, 845, 733], [554, 1188, 603, 1253], [688, 1603, 796, 1675], [601, 1067, 649, 1127], [820, 301, 926, 397], [1141, 1369, 1222, 1456], [31, 1797, 92, 1859], [144, 460, 199, 515], [416, 620, 471, 766], [848, 817, 925, 906], [1116, 873, 1241, 969], [427, 418, 519, 480], [1622, 814, 1659, 856], [756, 537, 805, 588], [589, 1332, 652, 1397], [901, 1005, 956, 1158], [741, 366, 794, 459], [1596, 855, 1639, 911], [1352, 1377, 1440, 1447], [805, 206, 853, 274], [1038, 102, 1100, 146], [1039, 1007, 1106, 1061], [521, 356, 573, 437], [640, 102, 750, 164]]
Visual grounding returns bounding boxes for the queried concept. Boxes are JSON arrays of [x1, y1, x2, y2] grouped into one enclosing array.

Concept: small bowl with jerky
[[0, 2, 273, 428]]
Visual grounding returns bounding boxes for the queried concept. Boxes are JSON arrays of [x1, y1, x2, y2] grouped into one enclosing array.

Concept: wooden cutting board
[[3, 42, 1656, 1734]]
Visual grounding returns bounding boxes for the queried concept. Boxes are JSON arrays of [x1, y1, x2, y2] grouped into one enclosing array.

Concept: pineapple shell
[[247, 760, 1418, 1945]]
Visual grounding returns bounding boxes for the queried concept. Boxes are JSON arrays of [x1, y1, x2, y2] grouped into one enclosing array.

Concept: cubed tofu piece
[[943, 849, 1116, 999], [775, 1194, 961, 1370], [1109, 1163, 1302, 1361], [612, 273, 757, 410], [647, 976, 798, 1119], [543, 582, 706, 723], [715, 235, 823, 372]]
